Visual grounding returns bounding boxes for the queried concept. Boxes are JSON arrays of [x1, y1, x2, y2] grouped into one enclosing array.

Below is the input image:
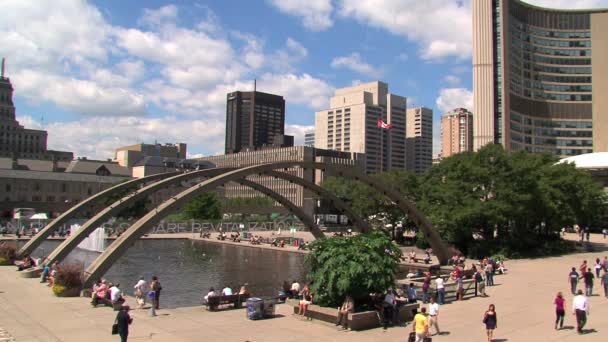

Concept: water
[[27, 239, 307, 308]]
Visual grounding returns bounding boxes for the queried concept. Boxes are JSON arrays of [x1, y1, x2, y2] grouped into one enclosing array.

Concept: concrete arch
[[83, 162, 449, 286], [44, 168, 365, 269], [40, 168, 233, 267], [17, 171, 180, 258], [262, 170, 371, 233]]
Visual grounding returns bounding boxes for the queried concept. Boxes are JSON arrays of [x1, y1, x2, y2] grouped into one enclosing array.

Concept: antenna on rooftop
[[1, 57, 5, 78], [254, 78, 256, 92]]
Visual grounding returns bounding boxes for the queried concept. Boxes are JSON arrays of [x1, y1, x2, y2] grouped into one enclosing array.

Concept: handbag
[[111, 322, 118, 335]]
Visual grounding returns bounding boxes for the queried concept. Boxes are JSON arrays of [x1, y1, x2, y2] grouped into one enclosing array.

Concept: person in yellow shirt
[[412, 307, 429, 342]]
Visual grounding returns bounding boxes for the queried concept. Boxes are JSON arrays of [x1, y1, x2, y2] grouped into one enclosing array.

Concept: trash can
[[262, 297, 277, 318], [246, 298, 264, 320], [293, 238, 299, 247]]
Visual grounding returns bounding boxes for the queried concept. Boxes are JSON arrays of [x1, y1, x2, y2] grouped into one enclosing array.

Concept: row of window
[[530, 36, 591, 48], [531, 91, 591, 102], [523, 63, 591, 75], [529, 54, 591, 66], [511, 143, 593, 156], [524, 27, 591, 39]]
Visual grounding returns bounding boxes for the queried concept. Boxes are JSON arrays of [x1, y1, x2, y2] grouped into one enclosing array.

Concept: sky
[[2, 0, 608, 160]]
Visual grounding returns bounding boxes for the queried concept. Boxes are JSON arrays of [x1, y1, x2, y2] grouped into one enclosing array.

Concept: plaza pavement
[[1, 234, 607, 341]]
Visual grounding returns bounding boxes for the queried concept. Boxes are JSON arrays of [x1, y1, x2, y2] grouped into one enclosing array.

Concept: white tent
[[30, 213, 49, 220]]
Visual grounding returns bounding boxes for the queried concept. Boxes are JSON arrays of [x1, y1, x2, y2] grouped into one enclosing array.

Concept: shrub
[[0, 244, 16, 261], [0, 256, 12, 265], [305, 231, 401, 309], [55, 263, 84, 290], [52, 284, 67, 296]]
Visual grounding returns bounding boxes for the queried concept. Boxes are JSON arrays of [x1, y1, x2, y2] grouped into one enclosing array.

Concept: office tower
[[441, 108, 474, 158], [473, 0, 608, 156], [225, 89, 285, 154], [406, 107, 433, 175], [315, 81, 407, 174], [304, 131, 315, 147]]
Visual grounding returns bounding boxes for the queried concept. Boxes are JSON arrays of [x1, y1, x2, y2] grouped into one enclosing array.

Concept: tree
[[322, 170, 419, 230], [181, 192, 222, 221], [305, 231, 401, 309], [418, 144, 607, 257]]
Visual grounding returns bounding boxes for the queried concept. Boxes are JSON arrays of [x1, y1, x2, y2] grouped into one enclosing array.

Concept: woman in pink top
[[553, 291, 566, 330], [92, 280, 109, 307]]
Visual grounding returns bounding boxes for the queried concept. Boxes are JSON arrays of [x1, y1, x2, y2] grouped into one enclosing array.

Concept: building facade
[[442, 108, 474, 158], [225, 90, 286, 154], [304, 131, 315, 147], [0, 157, 130, 218], [405, 107, 433, 175], [473, 0, 608, 156], [0, 59, 73, 161], [197, 146, 364, 216], [315, 81, 407, 174], [115, 142, 187, 168]]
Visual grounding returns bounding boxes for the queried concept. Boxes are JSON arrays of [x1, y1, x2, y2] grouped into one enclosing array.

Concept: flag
[[377, 120, 392, 129]]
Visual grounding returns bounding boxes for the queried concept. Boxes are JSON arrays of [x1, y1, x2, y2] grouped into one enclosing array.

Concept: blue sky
[[2, 0, 608, 159]]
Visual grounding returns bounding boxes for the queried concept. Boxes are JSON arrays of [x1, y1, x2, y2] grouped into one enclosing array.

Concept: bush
[[0, 256, 12, 265], [55, 263, 84, 290], [52, 284, 67, 296], [0, 244, 16, 261], [305, 231, 401, 309]]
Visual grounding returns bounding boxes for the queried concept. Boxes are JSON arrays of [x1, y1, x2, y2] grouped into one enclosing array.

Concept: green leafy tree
[[181, 192, 222, 220], [305, 231, 401, 309]]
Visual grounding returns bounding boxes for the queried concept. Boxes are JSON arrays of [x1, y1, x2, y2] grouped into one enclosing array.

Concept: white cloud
[[258, 73, 334, 110], [338, 0, 472, 61], [18, 115, 225, 160], [443, 75, 461, 86], [331, 52, 383, 77], [271, 37, 309, 72], [138, 5, 178, 27], [15, 70, 146, 116], [285, 124, 315, 145], [267, 0, 333, 31], [435, 88, 473, 113]]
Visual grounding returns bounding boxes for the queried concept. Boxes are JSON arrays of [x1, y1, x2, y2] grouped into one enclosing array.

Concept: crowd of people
[[563, 255, 608, 334]]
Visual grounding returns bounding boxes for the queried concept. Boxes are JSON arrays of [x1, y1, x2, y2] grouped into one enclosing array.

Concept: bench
[[285, 299, 418, 330], [204, 294, 250, 311]]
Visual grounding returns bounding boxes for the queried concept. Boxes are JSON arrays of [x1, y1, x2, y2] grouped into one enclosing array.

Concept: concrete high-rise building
[[304, 131, 315, 147], [0, 58, 73, 161], [225, 89, 286, 154], [442, 108, 474, 158], [315, 81, 407, 174], [406, 107, 433, 175], [473, 0, 608, 157], [114, 142, 187, 168]]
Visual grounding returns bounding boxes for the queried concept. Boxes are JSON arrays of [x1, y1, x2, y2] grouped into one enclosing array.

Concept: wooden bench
[[285, 299, 419, 330], [204, 294, 250, 311]]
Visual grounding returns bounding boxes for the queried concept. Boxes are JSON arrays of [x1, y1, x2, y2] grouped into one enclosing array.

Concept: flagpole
[[380, 121, 383, 173]]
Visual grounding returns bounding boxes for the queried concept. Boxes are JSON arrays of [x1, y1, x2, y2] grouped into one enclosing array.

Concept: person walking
[[572, 289, 589, 334], [133, 277, 147, 309], [594, 258, 602, 278], [150, 276, 162, 310], [428, 296, 441, 336], [412, 307, 429, 342], [583, 268, 594, 296], [114, 305, 133, 342], [553, 292, 566, 330], [483, 304, 497, 342], [485, 262, 494, 286], [435, 276, 445, 305], [568, 267, 580, 295], [475, 269, 486, 297], [601, 269, 608, 298]]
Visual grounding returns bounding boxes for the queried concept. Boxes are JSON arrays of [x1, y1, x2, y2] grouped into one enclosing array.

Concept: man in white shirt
[[435, 277, 445, 304], [133, 277, 147, 308], [428, 296, 441, 336], [572, 289, 589, 334], [221, 285, 233, 296], [383, 289, 396, 329], [110, 283, 124, 305]]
